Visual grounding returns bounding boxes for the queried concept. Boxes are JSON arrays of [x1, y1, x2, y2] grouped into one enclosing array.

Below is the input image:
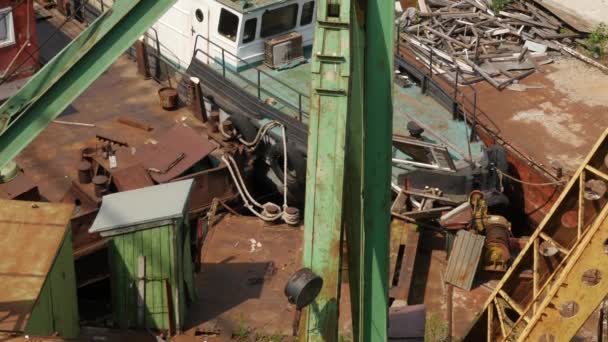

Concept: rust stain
[[0, 200, 73, 332]]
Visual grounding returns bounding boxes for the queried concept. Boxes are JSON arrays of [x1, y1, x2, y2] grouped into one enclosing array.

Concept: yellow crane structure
[[464, 129, 608, 341]]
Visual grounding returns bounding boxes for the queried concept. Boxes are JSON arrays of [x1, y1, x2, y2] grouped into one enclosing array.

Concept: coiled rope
[[222, 122, 298, 224]]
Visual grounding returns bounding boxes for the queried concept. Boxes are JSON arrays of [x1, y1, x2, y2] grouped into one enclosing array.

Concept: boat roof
[[218, 0, 298, 14], [0, 200, 73, 332]]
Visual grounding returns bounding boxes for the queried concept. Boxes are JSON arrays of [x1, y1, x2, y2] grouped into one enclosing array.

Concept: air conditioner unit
[[264, 32, 305, 70]]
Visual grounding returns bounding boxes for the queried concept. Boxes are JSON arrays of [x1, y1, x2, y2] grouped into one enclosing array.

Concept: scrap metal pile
[[398, 0, 605, 89]]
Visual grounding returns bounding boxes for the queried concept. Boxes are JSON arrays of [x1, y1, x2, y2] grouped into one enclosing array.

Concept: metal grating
[[445, 229, 485, 290]]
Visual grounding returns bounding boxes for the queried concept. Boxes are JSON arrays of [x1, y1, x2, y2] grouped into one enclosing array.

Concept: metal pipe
[[392, 158, 455, 172], [447, 283, 453, 341], [257, 69, 261, 99], [298, 94, 302, 121], [221, 49, 226, 78]]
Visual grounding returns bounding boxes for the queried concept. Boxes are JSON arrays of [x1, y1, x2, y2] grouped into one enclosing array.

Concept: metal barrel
[[158, 87, 178, 110], [78, 160, 92, 184]]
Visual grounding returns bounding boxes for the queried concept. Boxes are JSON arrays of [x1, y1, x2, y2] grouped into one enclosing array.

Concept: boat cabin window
[[300, 1, 314, 26], [218, 8, 239, 41], [261, 4, 298, 38], [243, 18, 257, 43]]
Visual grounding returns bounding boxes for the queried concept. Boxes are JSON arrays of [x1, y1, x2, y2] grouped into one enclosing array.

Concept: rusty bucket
[[158, 87, 178, 110]]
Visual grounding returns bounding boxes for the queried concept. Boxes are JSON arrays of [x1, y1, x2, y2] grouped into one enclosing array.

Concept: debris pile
[[398, 0, 608, 89]]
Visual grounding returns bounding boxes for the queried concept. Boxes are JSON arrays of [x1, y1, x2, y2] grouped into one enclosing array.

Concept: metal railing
[[193, 34, 310, 121], [396, 35, 500, 139]]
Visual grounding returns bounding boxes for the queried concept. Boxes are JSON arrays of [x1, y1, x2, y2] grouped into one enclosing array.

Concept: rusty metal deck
[[184, 214, 353, 338]]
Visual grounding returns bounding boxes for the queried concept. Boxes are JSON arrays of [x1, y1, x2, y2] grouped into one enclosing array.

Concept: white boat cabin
[[149, 0, 316, 69]]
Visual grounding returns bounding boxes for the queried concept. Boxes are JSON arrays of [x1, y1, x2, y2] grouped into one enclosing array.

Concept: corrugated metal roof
[[89, 179, 194, 235], [0, 200, 73, 332], [445, 230, 485, 291]]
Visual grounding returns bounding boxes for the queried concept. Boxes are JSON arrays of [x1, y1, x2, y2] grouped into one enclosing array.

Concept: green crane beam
[[346, 0, 394, 341], [0, 0, 175, 170], [300, 0, 352, 339], [301, 0, 393, 340]]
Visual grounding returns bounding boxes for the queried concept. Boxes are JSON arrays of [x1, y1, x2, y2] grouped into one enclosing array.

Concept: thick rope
[[496, 168, 565, 187]]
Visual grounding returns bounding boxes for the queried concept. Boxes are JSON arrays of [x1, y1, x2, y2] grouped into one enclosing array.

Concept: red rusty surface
[[186, 215, 303, 335], [408, 230, 495, 339], [112, 164, 154, 191], [0, 169, 40, 201], [137, 124, 216, 183], [15, 4, 198, 203], [173, 165, 238, 215], [184, 215, 353, 337]]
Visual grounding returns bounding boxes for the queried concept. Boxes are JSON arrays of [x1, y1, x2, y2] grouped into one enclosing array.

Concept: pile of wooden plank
[[399, 0, 588, 89]]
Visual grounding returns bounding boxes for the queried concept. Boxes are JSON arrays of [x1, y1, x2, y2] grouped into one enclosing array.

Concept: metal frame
[[464, 128, 608, 341]]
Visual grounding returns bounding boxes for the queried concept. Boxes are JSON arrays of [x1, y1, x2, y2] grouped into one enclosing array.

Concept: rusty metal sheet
[[112, 164, 154, 191], [0, 170, 40, 201], [388, 304, 426, 340], [391, 227, 420, 301], [138, 124, 216, 183], [445, 230, 485, 291], [0, 200, 73, 332], [61, 180, 100, 213]]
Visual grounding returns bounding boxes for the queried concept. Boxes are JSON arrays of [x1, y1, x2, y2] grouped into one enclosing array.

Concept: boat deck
[[463, 57, 608, 175], [210, 54, 485, 169]]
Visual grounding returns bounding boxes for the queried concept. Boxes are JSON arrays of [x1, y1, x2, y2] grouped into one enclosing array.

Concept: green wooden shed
[[0, 199, 79, 338], [89, 179, 196, 332]]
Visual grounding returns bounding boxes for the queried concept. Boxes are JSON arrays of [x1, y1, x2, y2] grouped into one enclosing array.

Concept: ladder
[[464, 129, 608, 341]]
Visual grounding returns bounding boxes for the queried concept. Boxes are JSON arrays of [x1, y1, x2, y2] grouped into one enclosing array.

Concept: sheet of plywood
[[533, 0, 608, 33]]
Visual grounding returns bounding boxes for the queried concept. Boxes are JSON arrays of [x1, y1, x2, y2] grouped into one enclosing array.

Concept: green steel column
[[300, 0, 352, 341], [303, 0, 392, 340], [361, 0, 393, 340], [0, 0, 175, 170], [345, 0, 393, 341]]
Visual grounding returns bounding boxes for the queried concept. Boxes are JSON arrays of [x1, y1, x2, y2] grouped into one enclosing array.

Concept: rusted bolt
[[582, 269, 602, 286], [559, 300, 579, 318], [264, 204, 280, 215]]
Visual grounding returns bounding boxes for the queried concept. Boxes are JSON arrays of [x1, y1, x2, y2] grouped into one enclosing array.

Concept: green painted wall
[[26, 230, 80, 338], [109, 220, 195, 331]]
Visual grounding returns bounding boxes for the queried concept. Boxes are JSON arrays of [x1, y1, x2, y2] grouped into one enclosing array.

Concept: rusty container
[[158, 87, 178, 110], [78, 160, 92, 184], [92, 175, 109, 198]]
